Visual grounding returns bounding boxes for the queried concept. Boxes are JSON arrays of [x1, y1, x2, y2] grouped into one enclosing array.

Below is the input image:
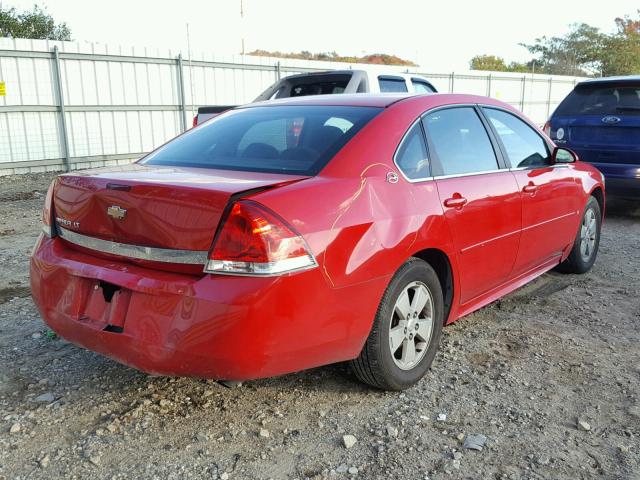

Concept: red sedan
[[30, 94, 604, 390]]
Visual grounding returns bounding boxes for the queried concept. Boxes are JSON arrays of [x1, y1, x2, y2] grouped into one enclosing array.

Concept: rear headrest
[[241, 142, 279, 159], [306, 125, 344, 152], [619, 90, 640, 107], [595, 93, 618, 108]]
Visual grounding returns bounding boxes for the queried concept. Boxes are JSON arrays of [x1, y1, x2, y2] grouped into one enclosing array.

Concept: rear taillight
[[41, 180, 57, 238], [192, 115, 198, 128], [205, 200, 317, 275], [543, 120, 551, 137]]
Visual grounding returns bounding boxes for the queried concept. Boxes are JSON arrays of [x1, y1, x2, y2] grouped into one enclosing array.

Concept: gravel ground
[[0, 172, 638, 480]]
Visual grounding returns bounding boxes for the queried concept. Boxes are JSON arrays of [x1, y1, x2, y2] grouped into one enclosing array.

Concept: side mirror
[[552, 147, 577, 164]]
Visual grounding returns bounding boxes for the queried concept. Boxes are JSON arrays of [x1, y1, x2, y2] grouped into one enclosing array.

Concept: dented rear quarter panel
[[251, 96, 459, 319]]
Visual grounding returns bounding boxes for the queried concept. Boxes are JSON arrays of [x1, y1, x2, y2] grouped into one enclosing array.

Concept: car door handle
[[522, 184, 538, 194], [444, 196, 468, 209]]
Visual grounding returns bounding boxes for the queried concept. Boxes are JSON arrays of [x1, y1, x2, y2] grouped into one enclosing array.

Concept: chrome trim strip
[[433, 168, 507, 180], [57, 226, 208, 265], [509, 164, 569, 172], [397, 172, 435, 184], [399, 164, 568, 182], [399, 173, 435, 183], [429, 163, 568, 180]]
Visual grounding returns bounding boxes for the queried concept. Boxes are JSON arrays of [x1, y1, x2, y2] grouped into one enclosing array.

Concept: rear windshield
[[142, 106, 382, 175], [289, 80, 349, 97], [555, 83, 640, 116]]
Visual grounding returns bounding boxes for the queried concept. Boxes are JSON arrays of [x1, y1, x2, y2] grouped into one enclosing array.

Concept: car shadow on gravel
[[29, 336, 369, 399], [605, 195, 640, 219]]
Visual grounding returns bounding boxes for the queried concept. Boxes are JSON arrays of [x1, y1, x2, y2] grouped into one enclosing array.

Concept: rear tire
[[557, 196, 601, 274], [351, 258, 444, 391]]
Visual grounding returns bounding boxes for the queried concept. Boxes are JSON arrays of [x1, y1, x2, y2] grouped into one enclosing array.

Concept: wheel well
[[413, 249, 453, 324], [591, 187, 604, 218]]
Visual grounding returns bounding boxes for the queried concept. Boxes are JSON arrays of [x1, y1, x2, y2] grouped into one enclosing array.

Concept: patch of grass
[[44, 329, 58, 341]]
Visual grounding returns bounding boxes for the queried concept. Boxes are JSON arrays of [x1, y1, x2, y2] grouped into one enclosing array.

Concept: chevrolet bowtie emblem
[[107, 205, 127, 220]]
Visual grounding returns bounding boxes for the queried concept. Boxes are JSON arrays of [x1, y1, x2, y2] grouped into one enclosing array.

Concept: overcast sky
[[8, 0, 640, 71]]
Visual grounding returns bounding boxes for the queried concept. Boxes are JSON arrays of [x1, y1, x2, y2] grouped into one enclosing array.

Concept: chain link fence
[[0, 38, 586, 175]]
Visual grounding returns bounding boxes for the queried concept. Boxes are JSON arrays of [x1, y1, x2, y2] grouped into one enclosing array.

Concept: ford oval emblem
[[601, 115, 621, 124]]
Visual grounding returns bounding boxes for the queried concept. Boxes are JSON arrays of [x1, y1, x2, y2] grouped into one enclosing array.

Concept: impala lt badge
[[55, 217, 80, 229], [107, 205, 127, 220], [601, 115, 621, 124]]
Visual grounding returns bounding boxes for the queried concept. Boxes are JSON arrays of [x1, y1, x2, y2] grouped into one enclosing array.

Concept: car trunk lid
[[52, 164, 308, 256]]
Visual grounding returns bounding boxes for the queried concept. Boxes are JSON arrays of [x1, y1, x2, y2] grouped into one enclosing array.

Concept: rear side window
[[555, 84, 640, 116], [412, 79, 435, 93], [143, 106, 381, 176], [270, 87, 285, 99], [423, 107, 498, 176], [483, 108, 550, 168], [395, 122, 430, 180], [379, 76, 408, 93]]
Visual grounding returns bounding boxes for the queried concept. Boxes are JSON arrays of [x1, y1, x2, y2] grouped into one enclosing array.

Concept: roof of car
[[242, 93, 421, 109], [281, 70, 357, 79], [578, 75, 640, 86], [239, 93, 517, 113], [280, 69, 429, 80]]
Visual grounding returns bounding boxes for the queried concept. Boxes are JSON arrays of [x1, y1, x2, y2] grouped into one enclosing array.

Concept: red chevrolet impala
[[30, 94, 604, 390]]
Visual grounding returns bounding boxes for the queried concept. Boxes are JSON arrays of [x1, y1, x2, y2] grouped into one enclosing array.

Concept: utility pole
[[528, 60, 536, 116], [186, 23, 195, 121], [240, 0, 245, 55]]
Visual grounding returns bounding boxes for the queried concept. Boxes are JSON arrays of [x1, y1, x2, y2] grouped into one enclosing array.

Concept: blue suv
[[546, 76, 640, 198]]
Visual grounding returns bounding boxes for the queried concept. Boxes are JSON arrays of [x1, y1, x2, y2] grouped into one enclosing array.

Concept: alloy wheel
[[388, 281, 434, 370], [580, 207, 597, 262]]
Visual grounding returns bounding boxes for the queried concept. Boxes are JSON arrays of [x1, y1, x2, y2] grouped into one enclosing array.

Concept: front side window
[[143, 106, 381, 176], [395, 122, 429, 180], [423, 107, 498, 176], [379, 76, 408, 93], [483, 108, 550, 168]]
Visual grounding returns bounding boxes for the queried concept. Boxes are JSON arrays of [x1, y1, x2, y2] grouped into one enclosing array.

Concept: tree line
[[249, 50, 417, 66], [470, 11, 640, 76], [0, 3, 418, 67], [3, 3, 638, 76], [0, 4, 70, 40]]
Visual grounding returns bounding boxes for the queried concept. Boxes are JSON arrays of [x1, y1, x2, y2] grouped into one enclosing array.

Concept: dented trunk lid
[[53, 164, 308, 253]]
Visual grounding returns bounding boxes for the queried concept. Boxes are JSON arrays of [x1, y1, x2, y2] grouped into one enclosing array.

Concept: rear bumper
[[30, 235, 384, 380]]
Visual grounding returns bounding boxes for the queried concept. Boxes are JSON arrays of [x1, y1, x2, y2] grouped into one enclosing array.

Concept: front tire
[[351, 258, 444, 390], [557, 196, 601, 274]]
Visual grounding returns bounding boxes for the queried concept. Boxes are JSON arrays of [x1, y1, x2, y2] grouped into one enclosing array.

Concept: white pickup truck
[[193, 69, 437, 126]]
